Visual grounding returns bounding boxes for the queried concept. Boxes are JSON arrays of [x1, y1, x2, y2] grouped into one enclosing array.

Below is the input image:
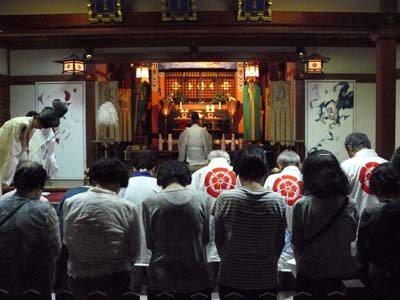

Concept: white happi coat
[[265, 165, 303, 230], [341, 148, 387, 216], [0, 117, 34, 186], [190, 157, 238, 262], [29, 128, 59, 178], [178, 124, 212, 165], [264, 165, 303, 271]]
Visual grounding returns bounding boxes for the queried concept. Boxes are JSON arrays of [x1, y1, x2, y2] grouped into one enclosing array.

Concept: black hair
[[89, 157, 129, 188], [391, 146, 400, 172], [37, 99, 69, 128], [344, 132, 371, 151], [38, 106, 60, 128], [26, 111, 38, 117], [302, 149, 349, 198], [233, 145, 268, 181], [13, 160, 47, 193], [370, 162, 400, 199], [156, 160, 191, 189], [133, 151, 157, 171], [191, 112, 200, 123]]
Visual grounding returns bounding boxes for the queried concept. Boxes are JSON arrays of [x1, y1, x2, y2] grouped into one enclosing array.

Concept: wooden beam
[[8, 75, 86, 85], [0, 11, 396, 49], [0, 12, 390, 31], [93, 51, 300, 64], [296, 73, 376, 83], [380, 0, 397, 12]]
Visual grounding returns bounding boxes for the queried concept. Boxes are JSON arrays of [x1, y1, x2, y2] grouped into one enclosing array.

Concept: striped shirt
[[212, 188, 286, 289]]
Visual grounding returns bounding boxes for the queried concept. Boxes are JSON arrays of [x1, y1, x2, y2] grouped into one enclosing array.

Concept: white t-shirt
[[119, 173, 160, 265]]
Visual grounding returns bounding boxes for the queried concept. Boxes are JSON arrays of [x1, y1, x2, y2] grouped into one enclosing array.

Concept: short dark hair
[[302, 149, 349, 198], [391, 146, 400, 172], [191, 112, 200, 123], [233, 145, 268, 181], [89, 157, 129, 188], [370, 162, 400, 199], [156, 160, 191, 188], [13, 160, 47, 193], [132, 151, 157, 171], [344, 132, 371, 151]]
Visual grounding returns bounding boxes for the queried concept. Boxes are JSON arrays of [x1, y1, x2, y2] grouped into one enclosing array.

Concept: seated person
[[143, 160, 212, 300], [63, 158, 140, 300], [363, 162, 400, 300], [0, 160, 61, 300], [292, 150, 358, 299], [190, 150, 238, 289], [213, 145, 286, 300], [54, 169, 92, 291], [264, 150, 303, 272], [119, 151, 161, 293]]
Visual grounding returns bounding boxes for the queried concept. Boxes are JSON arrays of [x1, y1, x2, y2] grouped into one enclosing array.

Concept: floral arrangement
[[173, 91, 187, 104], [212, 93, 227, 104]]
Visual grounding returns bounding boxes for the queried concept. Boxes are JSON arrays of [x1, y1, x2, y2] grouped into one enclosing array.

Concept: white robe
[[341, 148, 387, 216], [178, 124, 212, 166], [29, 128, 59, 178], [0, 117, 34, 186]]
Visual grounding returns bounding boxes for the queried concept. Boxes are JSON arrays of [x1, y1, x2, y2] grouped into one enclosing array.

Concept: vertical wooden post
[[295, 61, 305, 160], [85, 64, 96, 167], [375, 37, 396, 159]]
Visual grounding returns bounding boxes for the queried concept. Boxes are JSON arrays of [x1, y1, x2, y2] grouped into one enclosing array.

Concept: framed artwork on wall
[[36, 81, 86, 179], [237, 0, 272, 22], [87, 0, 123, 23], [162, 0, 197, 21], [305, 80, 355, 163]]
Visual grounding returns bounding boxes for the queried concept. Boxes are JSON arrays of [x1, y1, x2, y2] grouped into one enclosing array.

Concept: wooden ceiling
[[0, 11, 399, 62]]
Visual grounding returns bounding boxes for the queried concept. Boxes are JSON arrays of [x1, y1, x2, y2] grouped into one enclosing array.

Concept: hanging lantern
[[304, 53, 330, 74], [136, 66, 150, 81], [54, 50, 85, 74], [244, 63, 259, 81]]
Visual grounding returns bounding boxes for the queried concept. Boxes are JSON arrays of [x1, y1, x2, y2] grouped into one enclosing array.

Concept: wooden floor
[[51, 291, 295, 300], [139, 292, 295, 299]]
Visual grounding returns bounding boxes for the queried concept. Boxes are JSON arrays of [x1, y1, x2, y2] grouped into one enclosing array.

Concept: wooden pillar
[[0, 75, 10, 127], [295, 62, 305, 160], [85, 64, 96, 167], [375, 37, 396, 159], [380, 0, 397, 12]]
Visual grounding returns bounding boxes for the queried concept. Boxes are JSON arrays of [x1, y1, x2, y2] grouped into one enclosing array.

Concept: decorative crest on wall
[[237, 0, 272, 22], [162, 0, 197, 21], [87, 0, 123, 23]]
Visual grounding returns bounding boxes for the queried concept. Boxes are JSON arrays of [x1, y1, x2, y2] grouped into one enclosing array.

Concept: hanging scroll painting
[[305, 80, 355, 163], [36, 81, 86, 179], [96, 81, 120, 141]]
